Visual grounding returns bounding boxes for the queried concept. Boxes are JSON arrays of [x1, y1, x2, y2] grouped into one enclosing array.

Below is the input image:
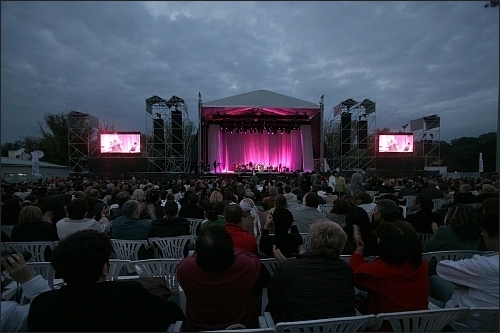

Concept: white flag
[[479, 152, 484, 173], [31, 152, 39, 175]]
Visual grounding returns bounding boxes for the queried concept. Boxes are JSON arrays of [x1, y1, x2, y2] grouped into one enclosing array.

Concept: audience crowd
[[1, 170, 498, 331]]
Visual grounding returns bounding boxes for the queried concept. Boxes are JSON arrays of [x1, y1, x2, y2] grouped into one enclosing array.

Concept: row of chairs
[[168, 307, 498, 332]]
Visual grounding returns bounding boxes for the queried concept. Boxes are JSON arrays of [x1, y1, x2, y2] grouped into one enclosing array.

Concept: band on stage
[[232, 161, 288, 173]]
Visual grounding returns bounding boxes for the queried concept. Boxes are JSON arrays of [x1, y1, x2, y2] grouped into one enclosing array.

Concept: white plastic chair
[[299, 233, 310, 252], [422, 250, 484, 263], [451, 306, 499, 332], [187, 218, 204, 237], [369, 307, 469, 332], [110, 239, 149, 261], [1, 225, 15, 239], [130, 258, 186, 311], [26, 262, 56, 289], [107, 259, 131, 281], [417, 232, 434, 246], [148, 236, 191, 259], [432, 198, 449, 212], [318, 203, 333, 214], [273, 313, 376, 332], [4, 241, 56, 262]]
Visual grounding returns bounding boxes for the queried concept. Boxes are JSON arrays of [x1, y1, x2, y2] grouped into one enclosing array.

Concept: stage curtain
[[301, 125, 314, 172], [207, 125, 314, 172]]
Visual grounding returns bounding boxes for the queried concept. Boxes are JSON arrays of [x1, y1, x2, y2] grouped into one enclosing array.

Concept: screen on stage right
[[378, 133, 414, 153]]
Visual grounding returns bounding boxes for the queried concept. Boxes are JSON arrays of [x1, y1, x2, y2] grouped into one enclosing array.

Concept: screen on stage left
[[100, 133, 141, 154], [378, 134, 414, 153]]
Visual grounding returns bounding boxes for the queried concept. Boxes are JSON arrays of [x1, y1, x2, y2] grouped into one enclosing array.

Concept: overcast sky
[[1, 1, 498, 145]]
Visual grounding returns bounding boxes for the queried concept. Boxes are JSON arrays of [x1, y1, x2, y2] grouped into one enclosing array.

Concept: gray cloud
[[1, 1, 498, 144]]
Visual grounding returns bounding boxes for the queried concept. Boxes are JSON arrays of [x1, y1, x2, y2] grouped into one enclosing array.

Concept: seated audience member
[[267, 219, 355, 322], [259, 208, 303, 258], [1, 253, 52, 332], [41, 198, 67, 225], [224, 204, 258, 254], [324, 186, 337, 204], [355, 190, 376, 215], [420, 180, 444, 199], [178, 226, 261, 331], [349, 222, 429, 318], [291, 192, 327, 233], [450, 184, 476, 206], [1, 198, 23, 225], [283, 184, 298, 207], [424, 204, 481, 252], [149, 201, 190, 238], [397, 181, 416, 200], [112, 199, 155, 259], [481, 197, 499, 212], [200, 201, 227, 232], [11, 205, 59, 242], [26, 230, 185, 331], [474, 183, 498, 203], [178, 193, 205, 219], [405, 194, 443, 233], [262, 186, 279, 210], [109, 191, 131, 220], [429, 210, 499, 331], [56, 198, 111, 239], [239, 198, 262, 238]]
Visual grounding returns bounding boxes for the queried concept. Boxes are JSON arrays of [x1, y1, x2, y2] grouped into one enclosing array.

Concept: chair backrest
[[260, 258, 281, 278], [110, 239, 148, 261], [404, 195, 416, 207], [26, 262, 56, 289], [275, 314, 376, 332], [107, 259, 131, 281], [288, 204, 301, 212], [370, 307, 469, 332], [417, 232, 434, 245], [299, 233, 310, 252], [422, 250, 484, 263], [451, 307, 499, 332], [4, 241, 56, 262], [130, 258, 182, 292], [319, 203, 333, 214], [1, 225, 15, 239], [148, 236, 191, 259], [187, 218, 204, 236], [432, 198, 448, 211]]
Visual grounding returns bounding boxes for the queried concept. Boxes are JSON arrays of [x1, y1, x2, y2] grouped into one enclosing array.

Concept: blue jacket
[[112, 215, 152, 240]]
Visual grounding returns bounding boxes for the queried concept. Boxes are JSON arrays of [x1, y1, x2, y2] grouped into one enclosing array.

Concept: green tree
[[35, 112, 69, 166]]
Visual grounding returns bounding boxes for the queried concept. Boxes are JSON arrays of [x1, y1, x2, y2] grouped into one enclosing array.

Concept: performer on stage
[[213, 160, 217, 173]]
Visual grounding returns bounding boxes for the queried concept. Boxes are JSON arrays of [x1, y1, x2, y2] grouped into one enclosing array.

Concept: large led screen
[[100, 133, 141, 154], [378, 133, 414, 153]]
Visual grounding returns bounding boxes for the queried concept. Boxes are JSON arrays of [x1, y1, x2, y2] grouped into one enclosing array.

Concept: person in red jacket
[[178, 226, 261, 331], [349, 221, 429, 320], [223, 204, 258, 254]]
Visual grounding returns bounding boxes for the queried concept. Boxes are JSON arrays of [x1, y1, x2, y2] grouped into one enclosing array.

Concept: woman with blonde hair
[[131, 189, 149, 219], [209, 190, 223, 205], [11, 205, 59, 242]]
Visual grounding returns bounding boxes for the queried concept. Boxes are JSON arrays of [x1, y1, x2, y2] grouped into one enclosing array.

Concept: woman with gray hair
[[240, 197, 262, 239], [267, 219, 355, 322]]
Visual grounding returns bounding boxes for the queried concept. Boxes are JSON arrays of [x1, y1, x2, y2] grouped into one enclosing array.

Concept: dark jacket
[[149, 217, 190, 238], [27, 281, 185, 332], [266, 253, 356, 323], [405, 209, 443, 233], [11, 221, 59, 242], [451, 192, 476, 206], [178, 203, 205, 219]]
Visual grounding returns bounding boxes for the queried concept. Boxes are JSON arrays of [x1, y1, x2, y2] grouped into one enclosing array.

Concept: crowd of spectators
[[1, 171, 498, 331]]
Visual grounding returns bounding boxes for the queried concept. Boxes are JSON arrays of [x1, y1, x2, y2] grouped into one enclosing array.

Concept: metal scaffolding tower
[[145, 95, 193, 173], [68, 110, 99, 174], [325, 98, 377, 171], [410, 115, 441, 170]]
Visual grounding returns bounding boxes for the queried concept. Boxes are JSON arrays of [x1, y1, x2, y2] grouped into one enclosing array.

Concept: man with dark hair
[[27, 230, 185, 331], [405, 194, 443, 233], [110, 190, 131, 220], [224, 204, 258, 254], [178, 192, 205, 219], [177, 226, 261, 331], [56, 198, 111, 239], [450, 184, 476, 206], [429, 210, 499, 331], [291, 192, 327, 233], [267, 219, 355, 322], [149, 201, 190, 238]]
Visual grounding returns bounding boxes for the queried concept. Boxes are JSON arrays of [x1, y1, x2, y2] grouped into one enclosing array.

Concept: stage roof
[[201, 90, 320, 120]]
